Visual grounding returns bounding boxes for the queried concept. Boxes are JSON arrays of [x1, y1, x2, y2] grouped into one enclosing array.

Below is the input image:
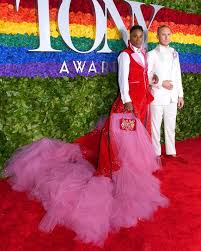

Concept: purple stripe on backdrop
[[0, 62, 200, 78], [0, 61, 118, 78], [181, 64, 201, 74]]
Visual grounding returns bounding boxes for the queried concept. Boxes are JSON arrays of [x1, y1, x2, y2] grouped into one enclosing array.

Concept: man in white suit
[[147, 25, 184, 158]]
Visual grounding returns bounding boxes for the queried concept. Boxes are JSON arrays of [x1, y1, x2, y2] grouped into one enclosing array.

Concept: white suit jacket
[[147, 44, 183, 105]]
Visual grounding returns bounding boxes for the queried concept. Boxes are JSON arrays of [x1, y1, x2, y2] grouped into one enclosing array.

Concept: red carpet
[[0, 137, 201, 251]]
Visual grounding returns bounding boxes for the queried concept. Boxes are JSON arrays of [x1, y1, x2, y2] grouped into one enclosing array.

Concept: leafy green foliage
[[140, 0, 201, 14], [0, 73, 201, 175], [0, 75, 118, 174], [175, 74, 201, 139]]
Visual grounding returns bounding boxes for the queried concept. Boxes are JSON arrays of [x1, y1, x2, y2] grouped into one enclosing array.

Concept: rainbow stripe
[[0, 1, 200, 78]]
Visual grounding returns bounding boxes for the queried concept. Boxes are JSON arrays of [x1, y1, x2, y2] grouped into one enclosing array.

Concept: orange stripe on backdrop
[[0, 3, 201, 36]]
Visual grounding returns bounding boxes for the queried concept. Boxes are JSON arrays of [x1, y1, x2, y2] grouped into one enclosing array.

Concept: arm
[[118, 52, 131, 104], [175, 53, 184, 109], [175, 54, 183, 98], [148, 51, 173, 90], [147, 51, 162, 88]]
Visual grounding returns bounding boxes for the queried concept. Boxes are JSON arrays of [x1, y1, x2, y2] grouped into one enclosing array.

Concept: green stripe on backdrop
[[0, 73, 201, 175], [138, 0, 201, 14], [0, 34, 201, 53]]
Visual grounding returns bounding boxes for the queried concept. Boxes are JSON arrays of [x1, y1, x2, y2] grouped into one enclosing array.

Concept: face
[[130, 29, 144, 48], [157, 27, 172, 47]]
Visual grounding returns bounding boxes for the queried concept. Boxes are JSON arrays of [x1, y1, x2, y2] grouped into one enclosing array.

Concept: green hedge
[[0, 73, 201, 174], [141, 0, 200, 14], [0, 75, 117, 173]]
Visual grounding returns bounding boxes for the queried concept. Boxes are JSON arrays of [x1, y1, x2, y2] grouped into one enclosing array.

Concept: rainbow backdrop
[[0, 0, 201, 78]]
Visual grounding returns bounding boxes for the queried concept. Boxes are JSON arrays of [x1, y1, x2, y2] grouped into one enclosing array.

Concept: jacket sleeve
[[118, 52, 132, 104], [147, 51, 163, 88], [174, 52, 184, 98]]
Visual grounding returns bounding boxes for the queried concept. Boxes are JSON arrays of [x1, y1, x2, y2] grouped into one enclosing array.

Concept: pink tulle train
[[5, 115, 168, 246]]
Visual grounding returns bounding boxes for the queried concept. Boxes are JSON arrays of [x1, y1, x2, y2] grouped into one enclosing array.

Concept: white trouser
[[150, 102, 177, 156]]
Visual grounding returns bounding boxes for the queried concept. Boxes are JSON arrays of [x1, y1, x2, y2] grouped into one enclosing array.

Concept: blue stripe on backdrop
[[0, 46, 201, 65]]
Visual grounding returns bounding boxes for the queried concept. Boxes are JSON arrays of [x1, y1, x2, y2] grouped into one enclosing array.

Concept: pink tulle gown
[[4, 95, 169, 246]]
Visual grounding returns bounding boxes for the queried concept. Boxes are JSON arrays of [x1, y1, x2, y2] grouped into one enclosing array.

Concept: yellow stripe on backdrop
[[0, 21, 201, 45]]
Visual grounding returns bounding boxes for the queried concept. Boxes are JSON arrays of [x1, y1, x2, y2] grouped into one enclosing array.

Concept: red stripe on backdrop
[[1, 4, 201, 36], [1, 0, 201, 25]]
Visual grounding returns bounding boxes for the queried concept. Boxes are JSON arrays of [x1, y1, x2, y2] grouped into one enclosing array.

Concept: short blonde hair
[[157, 25, 172, 35]]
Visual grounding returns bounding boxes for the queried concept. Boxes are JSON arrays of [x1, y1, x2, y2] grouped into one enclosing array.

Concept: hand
[[152, 74, 159, 84], [162, 80, 173, 90], [178, 97, 184, 109], [124, 102, 134, 112]]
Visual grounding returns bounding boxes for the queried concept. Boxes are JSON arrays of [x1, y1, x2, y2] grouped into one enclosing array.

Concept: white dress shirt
[[118, 45, 145, 104], [148, 44, 183, 105]]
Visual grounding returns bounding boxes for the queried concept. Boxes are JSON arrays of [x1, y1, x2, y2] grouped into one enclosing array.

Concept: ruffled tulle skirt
[[5, 114, 168, 246]]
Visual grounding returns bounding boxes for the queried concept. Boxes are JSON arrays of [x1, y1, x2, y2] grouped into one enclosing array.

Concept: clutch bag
[[120, 117, 136, 131]]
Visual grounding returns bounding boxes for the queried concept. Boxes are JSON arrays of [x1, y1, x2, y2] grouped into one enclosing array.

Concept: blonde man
[[148, 25, 184, 158]]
